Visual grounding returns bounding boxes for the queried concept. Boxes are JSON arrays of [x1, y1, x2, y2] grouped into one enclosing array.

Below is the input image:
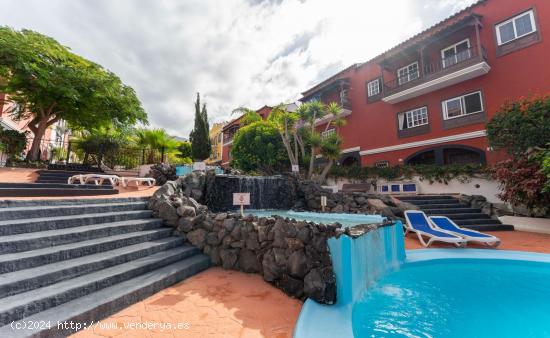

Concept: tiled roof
[[369, 0, 486, 62]]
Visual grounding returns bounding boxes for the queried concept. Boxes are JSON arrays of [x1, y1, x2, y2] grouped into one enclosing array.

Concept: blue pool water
[[245, 210, 385, 228], [353, 258, 550, 338]]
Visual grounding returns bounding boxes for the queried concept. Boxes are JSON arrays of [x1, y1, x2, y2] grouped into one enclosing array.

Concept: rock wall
[[149, 175, 345, 304], [294, 180, 416, 220]]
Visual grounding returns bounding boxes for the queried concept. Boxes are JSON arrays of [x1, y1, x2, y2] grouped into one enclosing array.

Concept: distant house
[[299, 0, 549, 168], [205, 122, 226, 165], [0, 93, 70, 165]]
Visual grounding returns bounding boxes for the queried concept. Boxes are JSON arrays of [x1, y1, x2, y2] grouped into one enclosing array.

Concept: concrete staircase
[[0, 170, 119, 197], [0, 197, 210, 338], [397, 195, 514, 231]]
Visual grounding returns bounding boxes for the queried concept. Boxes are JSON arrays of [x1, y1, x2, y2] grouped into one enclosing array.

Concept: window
[[397, 62, 419, 85], [441, 39, 471, 68], [367, 79, 380, 97], [496, 10, 536, 45], [374, 161, 389, 168], [398, 107, 428, 130], [321, 128, 336, 139], [442, 91, 483, 120]]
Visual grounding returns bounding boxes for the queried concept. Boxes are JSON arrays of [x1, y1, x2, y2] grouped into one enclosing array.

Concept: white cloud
[[0, 0, 478, 137]]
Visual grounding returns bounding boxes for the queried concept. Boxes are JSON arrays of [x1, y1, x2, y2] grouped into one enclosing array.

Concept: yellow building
[[205, 122, 225, 165]]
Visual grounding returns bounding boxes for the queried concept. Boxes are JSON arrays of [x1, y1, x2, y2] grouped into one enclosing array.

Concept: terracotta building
[[300, 0, 549, 168]]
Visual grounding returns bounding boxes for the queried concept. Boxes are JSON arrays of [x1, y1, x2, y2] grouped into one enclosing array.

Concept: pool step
[[0, 197, 210, 337]]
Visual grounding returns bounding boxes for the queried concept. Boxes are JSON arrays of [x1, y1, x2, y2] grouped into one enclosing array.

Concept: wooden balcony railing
[[383, 46, 487, 97]]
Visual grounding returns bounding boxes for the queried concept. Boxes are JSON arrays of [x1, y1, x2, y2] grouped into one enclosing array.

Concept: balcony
[[382, 46, 490, 104]]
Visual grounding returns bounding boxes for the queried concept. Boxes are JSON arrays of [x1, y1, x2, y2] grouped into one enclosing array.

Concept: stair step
[[0, 188, 118, 197], [0, 218, 164, 254], [419, 203, 469, 209], [0, 228, 173, 273], [406, 199, 461, 205], [0, 182, 114, 190], [0, 197, 149, 209], [427, 213, 492, 220], [454, 219, 502, 226], [0, 246, 199, 325], [0, 201, 147, 221], [465, 224, 515, 231], [422, 208, 481, 214], [397, 195, 456, 201], [0, 210, 154, 236], [0, 237, 186, 298], [0, 255, 210, 338]]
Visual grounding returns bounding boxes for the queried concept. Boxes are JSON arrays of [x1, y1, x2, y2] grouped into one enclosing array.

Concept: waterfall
[[327, 221, 406, 305], [205, 174, 295, 211]]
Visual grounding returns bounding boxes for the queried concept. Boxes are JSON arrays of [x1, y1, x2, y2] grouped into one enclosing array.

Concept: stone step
[[0, 201, 147, 221], [405, 199, 461, 205], [397, 195, 456, 201], [0, 237, 186, 298], [419, 203, 469, 209], [0, 197, 149, 209], [0, 247, 206, 326], [0, 210, 154, 236], [0, 218, 164, 254], [0, 182, 114, 190], [35, 179, 113, 186], [454, 219, 503, 226], [422, 208, 482, 214], [0, 255, 210, 338], [465, 224, 515, 231], [427, 213, 492, 220], [0, 188, 118, 197], [0, 228, 173, 273]]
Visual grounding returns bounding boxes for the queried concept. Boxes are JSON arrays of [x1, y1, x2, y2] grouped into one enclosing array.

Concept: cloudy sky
[[0, 0, 476, 137]]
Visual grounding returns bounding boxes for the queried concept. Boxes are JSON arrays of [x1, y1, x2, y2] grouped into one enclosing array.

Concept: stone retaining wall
[[149, 175, 345, 304]]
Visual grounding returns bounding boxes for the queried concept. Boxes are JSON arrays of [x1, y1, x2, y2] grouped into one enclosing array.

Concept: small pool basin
[[245, 210, 385, 228]]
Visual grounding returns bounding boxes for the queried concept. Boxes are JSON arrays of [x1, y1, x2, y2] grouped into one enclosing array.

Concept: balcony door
[[441, 39, 470, 68], [397, 62, 419, 85]]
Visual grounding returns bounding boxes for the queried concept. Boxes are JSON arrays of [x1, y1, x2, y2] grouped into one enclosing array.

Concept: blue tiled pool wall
[[327, 221, 406, 305]]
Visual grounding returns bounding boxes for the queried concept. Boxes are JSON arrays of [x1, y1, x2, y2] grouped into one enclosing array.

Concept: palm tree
[[267, 103, 300, 167], [317, 133, 343, 184], [297, 101, 327, 179], [133, 128, 179, 163]]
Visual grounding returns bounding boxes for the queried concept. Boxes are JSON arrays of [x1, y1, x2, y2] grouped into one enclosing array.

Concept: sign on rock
[[233, 193, 250, 216], [193, 162, 206, 171]]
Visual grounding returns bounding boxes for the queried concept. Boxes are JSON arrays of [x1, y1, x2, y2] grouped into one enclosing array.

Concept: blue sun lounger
[[404, 210, 467, 247], [429, 216, 501, 247]]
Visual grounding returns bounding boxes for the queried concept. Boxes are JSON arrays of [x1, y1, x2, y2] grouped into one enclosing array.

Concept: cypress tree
[[190, 93, 212, 160]]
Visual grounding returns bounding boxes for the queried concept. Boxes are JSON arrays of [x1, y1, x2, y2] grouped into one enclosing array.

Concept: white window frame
[[321, 128, 336, 139], [375, 161, 389, 168], [367, 79, 380, 97], [441, 38, 471, 68], [496, 9, 537, 45], [397, 62, 419, 85], [442, 91, 484, 120], [398, 107, 428, 130]]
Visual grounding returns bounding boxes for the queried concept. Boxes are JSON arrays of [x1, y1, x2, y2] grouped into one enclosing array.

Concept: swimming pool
[[354, 253, 550, 338], [245, 210, 385, 228], [294, 243, 550, 338]]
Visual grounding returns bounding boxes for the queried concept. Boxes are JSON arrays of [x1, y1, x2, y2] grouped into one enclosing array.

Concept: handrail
[[384, 46, 486, 93]]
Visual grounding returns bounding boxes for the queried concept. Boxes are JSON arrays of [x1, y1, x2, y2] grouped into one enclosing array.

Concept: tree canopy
[[0, 27, 147, 160], [230, 120, 288, 173], [487, 94, 550, 155]]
